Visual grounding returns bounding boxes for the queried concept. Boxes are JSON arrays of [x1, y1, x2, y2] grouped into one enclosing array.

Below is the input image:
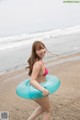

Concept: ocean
[[0, 25, 80, 74]]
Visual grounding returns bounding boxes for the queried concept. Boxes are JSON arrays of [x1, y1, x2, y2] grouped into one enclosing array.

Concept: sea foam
[[0, 25, 80, 50]]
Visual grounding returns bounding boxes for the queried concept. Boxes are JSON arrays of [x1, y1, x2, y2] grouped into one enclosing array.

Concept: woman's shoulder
[[33, 60, 42, 68]]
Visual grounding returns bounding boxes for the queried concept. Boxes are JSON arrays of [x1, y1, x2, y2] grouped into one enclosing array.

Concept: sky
[[0, 0, 80, 36]]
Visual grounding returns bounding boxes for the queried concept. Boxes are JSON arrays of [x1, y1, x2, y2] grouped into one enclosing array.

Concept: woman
[[27, 41, 51, 120]]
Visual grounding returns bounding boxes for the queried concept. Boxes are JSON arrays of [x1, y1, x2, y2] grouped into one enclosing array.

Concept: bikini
[[41, 61, 48, 76]]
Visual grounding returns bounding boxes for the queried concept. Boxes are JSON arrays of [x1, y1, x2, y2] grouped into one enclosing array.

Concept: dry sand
[[0, 53, 80, 120]]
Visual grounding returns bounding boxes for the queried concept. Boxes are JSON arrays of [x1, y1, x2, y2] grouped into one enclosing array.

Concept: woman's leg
[[35, 96, 51, 120], [27, 106, 44, 120], [28, 96, 51, 120]]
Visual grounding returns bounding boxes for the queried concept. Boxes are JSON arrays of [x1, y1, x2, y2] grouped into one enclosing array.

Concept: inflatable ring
[[16, 75, 60, 99]]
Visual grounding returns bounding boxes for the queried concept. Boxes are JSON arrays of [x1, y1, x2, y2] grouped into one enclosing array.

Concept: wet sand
[[0, 53, 80, 120]]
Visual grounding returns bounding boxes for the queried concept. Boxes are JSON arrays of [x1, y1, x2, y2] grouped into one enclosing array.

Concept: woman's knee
[[34, 97, 51, 113], [43, 105, 51, 113]]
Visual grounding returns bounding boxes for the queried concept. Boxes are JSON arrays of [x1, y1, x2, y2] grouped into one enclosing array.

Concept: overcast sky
[[0, 0, 80, 36]]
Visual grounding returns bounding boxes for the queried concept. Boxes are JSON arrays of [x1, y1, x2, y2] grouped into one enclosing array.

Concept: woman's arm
[[30, 61, 45, 92]]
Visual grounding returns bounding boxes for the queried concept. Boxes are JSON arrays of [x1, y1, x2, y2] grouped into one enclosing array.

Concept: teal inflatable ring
[[16, 75, 60, 99]]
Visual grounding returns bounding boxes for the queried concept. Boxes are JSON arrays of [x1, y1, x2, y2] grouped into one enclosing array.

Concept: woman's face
[[36, 45, 46, 59]]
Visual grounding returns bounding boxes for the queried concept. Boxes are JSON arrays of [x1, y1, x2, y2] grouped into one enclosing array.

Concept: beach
[[0, 52, 80, 120], [0, 0, 80, 119]]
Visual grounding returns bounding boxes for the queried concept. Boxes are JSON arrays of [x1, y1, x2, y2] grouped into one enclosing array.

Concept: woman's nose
[[42, 49, 46, 53]]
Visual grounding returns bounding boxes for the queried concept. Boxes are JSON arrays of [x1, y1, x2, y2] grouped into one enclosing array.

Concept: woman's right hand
[[42, 88, 49, 96]]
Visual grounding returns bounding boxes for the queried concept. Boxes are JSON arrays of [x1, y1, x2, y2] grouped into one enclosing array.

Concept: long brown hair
[[27, 41, 47, 76]]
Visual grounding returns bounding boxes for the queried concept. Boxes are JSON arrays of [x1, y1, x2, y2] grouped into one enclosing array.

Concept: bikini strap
[[41, 60, 44, 64], [40, 60, 45, 66]]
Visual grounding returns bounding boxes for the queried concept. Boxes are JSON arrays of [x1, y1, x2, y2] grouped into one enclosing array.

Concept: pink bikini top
[[42, 67, 48, 76], [41, 61, 48, 76]]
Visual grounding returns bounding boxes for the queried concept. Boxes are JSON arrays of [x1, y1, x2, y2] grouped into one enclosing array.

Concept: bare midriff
[[36, 76, 46, 83]]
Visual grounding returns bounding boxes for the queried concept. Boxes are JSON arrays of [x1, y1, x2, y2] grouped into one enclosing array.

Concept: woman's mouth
[[40, 52, 45, 56]]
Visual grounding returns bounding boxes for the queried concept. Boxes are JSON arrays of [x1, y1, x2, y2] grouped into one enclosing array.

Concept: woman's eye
[[41, 48, 44, 49]]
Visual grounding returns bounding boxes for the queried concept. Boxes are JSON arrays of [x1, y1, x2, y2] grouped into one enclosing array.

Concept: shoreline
[[0, 51, 80, 77], [0, 52, 80, 120]]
